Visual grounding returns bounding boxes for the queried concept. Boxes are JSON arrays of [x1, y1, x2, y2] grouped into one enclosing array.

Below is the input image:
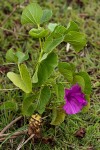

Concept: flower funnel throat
[[63, 84, 88, 115]]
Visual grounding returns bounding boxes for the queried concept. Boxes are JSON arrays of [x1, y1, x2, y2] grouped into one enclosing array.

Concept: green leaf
[[37, 86, 51, 114], [19, 64, 32, 93], [82, 94, 90, 112], [22, 94, 36, 116], [29, 27, 48, 38], [36, 52, 58, 85], [21, 3, 43, 25], [26, 104, 36, 116], [0, 101, 18, 111], [51, 108, 65, 125], [43, 35, 64, 53], [32, 68, 38, 83], [15, 51, 29, 64], [6, 48, 18, 63], [58, 62, 75, 82], [64, 31, 87, 52], [6, 49, 29, 64], [78, 72, 91, 95], [70, 63, 76, 72], [41, 9, 52, 23], [73, 75, 85, 91], [43, 25, 66, 53], [7, 64, 32, 93], [39, 53, 48, 62], [66, 21, 79, 33], [54, 83, 64, 102], [7, 72, 28, 92], [53, 25, 67, 36], [48, 23, 58, 32]]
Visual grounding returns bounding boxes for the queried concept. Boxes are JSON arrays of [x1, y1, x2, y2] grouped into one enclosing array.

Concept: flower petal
[[71, 84, 82, 94], [63, 84, 88, 115], [64, 89, 71, 100], [63, 96, 85, 114]]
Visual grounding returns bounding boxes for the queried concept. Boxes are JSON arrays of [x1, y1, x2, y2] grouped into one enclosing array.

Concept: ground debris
[[75, 127, 86, 138], [41, 136, 55, 146], [28, 114, 42, 140], [87, 146, 94, 150], [0, 66, 9, 74]]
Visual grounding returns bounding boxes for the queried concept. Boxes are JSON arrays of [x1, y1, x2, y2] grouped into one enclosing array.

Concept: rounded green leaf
[[54, 83, 64, 102], [36, 52, 58, 85], [7, 64, 32, 93], [32, 52, 58, 85], [6, 48, 18, 63], [73, 75, 85, 91], [78, 72, 91, 94], [22, 94, 36, 116], [41, 9, 52, 23], [39, 53, 48, 62], [21, 3, 43, 25], [58, 62, 75, 82], [29, 28, 49, 38], [82, 94, 90, 112], [19, 64, 32, 93], [64, 31, 87, 52], [15, 51, 29, 64], [66, 21, 79, 33], [0, 101, 18, 111], [48, 23, 58, 32], [7, 72, 28, 93], [37, 86, 51, 114], [43, 25, 66, 53], [32, 68, 38, 83], [51, 108, 65, 125], [43, 35, 64, 53]]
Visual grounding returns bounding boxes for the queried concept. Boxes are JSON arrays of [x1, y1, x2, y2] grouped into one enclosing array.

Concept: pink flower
[[63, 84, 87, 115]]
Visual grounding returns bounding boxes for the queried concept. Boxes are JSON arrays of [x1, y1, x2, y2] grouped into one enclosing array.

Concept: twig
[[0, 116, 22, 135], [0, 130, 28, 142], [0, 63, 16, 66], [16, 134, 34, 150], [0, 88, 19, 91], [1, 4, 18, 26], [0, 27, 29, 37], [0, 130, 28, 138], [16, 137, 25, 150]]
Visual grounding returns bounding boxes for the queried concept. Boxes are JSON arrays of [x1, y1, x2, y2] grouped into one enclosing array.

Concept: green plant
[[5, 2, 91, 125]]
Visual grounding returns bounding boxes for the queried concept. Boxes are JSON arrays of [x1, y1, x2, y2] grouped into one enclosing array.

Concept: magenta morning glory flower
[[63, 84, 88, 115]]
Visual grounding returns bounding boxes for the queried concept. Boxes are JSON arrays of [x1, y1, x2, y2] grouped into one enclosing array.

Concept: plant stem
[[0, 116, 22, 135], [32, 25, 44, 81], [16, 134, 34, 150], [0, 130, 28, 142], [0, 27, 29, 37], [38, 38, 43, 62], [37, 24, 43, 62]]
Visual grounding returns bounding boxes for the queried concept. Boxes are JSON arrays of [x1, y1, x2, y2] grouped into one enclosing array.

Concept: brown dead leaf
[[42, 136, 55, 146], [0, 66, 9, 74], [87, 146, 94, 150], [75, 127, 86, 138]]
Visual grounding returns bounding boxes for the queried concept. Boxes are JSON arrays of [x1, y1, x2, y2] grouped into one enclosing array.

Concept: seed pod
[[28, 114, 42, 139]]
